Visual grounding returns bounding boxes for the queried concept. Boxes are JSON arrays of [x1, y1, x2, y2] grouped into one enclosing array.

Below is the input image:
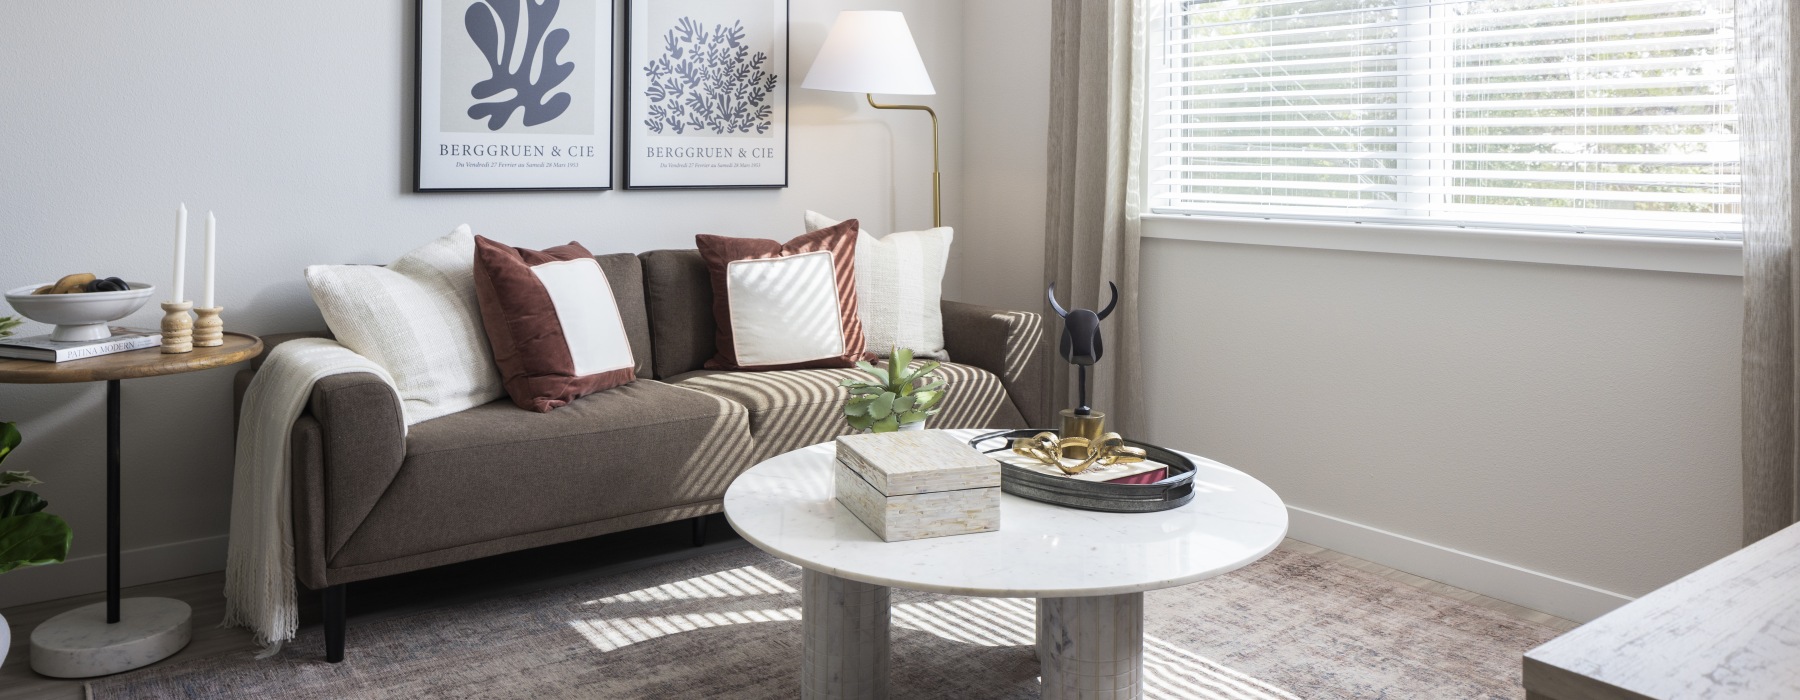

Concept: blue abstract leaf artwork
[[465, 0, 575, 130], [642, 17, 779, 136]]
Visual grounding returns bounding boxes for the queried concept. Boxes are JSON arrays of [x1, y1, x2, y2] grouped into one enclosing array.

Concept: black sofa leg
[[323, 584, 347, 663], [692, 516, 708, 547]]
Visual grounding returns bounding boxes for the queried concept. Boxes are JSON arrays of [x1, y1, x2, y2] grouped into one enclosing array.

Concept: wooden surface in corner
[[1524, 521, 1800, 699], [0, 332, 261, 384]]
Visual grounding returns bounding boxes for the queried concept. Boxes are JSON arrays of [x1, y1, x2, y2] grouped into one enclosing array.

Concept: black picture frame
[[414, 0, 617, 192], [622, 0, 790, 190]]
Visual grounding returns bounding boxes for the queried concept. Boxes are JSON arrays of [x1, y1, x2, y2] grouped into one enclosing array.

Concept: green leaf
[[0, 490, 47, 518], [844, 396, 874, 417], [913, 390, 943, 411], [890, 348, 914, 385], [0, 422, 18, 466], [871, 414, 899, 433], [855, 361, 889, 383], [845, 385, 884, 395], [869, 391, 895, 419], [892, 395, 915, 414], [845, 413, 875, 431], [897, 410, 928, 425], [0, 512, 72, 573], [0, 316, 20, 338]]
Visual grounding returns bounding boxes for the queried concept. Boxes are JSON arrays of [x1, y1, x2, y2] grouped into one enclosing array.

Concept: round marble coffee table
[[723, 429, 1288, 700]]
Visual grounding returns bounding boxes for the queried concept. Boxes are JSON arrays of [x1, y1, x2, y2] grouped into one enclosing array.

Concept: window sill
[[1140, 214, 1743, 277]]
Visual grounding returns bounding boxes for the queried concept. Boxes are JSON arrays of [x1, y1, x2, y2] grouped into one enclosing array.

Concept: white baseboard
[[0, 535, 227, 610], [1286, 506, 1632, 623]]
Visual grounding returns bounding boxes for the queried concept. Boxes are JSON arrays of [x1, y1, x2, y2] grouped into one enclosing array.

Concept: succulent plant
[[0, 316, 20, 338], [840, 348, 946, 433]]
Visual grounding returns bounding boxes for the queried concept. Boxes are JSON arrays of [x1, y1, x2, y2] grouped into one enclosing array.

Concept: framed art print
[[416, 0, 614, 191], [625, 0, 789, 189]]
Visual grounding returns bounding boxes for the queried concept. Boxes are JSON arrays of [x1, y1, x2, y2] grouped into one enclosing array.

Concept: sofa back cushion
[[640, 249, 716, 379], [593, 252, 654, 379]]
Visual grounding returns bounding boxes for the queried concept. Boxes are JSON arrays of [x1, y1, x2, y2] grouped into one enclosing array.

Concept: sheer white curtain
[[1044, 0, 1148, 435], [1739, 0, 1800, 545]]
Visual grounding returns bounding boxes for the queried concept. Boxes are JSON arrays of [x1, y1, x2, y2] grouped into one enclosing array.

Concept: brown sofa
[[236, 248, 1048, 661]]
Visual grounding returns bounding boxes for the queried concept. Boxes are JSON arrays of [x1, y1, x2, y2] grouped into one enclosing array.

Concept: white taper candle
[[202, 211, 216, 308], [172, 203, 187, 303]]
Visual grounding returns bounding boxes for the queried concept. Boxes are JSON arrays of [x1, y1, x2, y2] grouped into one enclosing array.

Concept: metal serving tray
[[967, 429, 1196, 513]]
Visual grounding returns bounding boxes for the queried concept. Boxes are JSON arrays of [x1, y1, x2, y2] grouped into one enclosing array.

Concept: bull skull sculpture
[[1048, 282, 1118, 416]]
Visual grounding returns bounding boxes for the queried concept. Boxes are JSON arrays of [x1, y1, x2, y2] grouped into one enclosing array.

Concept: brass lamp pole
[[866, 94, 940, 228]]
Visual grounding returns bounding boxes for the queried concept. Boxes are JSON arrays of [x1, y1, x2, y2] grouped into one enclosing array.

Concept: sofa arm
[[230, 329, 405, 588], [941, 300, 1049, 428]]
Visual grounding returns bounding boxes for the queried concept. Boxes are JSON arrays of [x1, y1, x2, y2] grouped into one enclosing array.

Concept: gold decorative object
[[1011, 431, 1147, 476], [193, 306, 224, 347], [159, 301, 193, 354], [1060, 408, 1107, 458]]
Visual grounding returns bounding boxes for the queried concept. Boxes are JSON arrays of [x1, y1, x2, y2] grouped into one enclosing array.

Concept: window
[[1149, 0, 1741, 239]]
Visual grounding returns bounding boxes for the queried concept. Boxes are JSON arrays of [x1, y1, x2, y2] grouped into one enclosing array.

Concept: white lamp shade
[[802, 11, 935, 95]]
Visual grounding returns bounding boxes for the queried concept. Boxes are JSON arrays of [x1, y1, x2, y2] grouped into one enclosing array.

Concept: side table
[[0, 332, 262, 678]]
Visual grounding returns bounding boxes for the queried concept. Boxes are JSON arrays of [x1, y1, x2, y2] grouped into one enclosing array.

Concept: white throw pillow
[[305, 225, 505, 425], [804, 211, 953, 358]]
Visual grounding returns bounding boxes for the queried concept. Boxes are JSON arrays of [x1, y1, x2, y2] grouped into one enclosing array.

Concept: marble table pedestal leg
[[1037, 593, 1145, 700], [801, 568, 891, 699]]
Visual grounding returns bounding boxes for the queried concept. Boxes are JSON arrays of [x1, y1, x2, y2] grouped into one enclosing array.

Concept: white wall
[[955, 1, 1744, 617], [0, 0, 966, 607], [1138, 237, 1743, 602]]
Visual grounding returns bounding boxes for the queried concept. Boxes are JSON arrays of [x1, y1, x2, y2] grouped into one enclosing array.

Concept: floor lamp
[[802, 11, 941, 227]]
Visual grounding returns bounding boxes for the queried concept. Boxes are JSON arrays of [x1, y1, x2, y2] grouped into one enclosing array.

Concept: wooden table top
[[0, 332, 263, 384]]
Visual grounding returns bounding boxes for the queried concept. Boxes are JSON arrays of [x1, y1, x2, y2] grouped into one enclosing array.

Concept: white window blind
[[1149, 0, 1741, 238]]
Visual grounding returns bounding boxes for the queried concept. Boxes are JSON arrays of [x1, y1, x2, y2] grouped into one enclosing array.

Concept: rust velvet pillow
[[695, 219, 874, 371], [473, 236, 637, 412]]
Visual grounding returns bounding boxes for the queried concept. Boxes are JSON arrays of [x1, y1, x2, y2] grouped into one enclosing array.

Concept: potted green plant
[[841, 348, 947, 433], [0, 422, 74, 663]]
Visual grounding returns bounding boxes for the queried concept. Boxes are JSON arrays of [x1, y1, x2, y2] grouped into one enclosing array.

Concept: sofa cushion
[[696, 220, 873, 371], [668, 361, 1026, 460], [326, 379, 752, 567], [640, 249, 716, 380], [473, 237, 637, 412], [593, 252, 655, 380]]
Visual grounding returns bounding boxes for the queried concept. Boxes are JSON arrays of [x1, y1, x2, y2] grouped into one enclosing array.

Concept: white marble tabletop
[[723, 429, 1289, 598]]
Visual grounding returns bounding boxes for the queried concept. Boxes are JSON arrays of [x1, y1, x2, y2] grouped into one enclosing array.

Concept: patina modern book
[[0, 327, 161, 362]]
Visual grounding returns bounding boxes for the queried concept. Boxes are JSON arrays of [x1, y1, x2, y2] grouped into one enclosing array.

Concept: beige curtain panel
[[1043, 0, 1147, 436], [1739, 0, 1800, 545]]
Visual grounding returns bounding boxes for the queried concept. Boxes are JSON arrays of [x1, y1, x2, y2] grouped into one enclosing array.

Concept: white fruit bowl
[[5, 283, 157, 342]]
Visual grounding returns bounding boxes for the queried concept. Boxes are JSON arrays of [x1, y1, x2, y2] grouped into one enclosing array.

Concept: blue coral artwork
[[626, 0, 789, 189], [415, 0, 615, 192], [464, 0, 576, 130]]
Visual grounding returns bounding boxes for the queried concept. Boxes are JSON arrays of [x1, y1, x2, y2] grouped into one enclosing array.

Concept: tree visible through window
[[1150, 0, 1741, 238]]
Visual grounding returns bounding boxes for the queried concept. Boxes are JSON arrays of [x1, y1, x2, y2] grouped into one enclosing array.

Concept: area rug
[[88, 545, 1557, 699]]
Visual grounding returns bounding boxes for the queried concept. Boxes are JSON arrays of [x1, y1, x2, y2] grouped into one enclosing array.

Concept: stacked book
[[0, 327, 161, 362]]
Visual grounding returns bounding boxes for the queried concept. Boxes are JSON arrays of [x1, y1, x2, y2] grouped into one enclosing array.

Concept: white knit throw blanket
[[222, 338, 400, 657]]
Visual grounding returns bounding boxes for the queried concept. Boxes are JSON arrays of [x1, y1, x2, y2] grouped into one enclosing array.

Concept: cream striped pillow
[[804, 211, 953, 358], [305, 225, 505, 425]]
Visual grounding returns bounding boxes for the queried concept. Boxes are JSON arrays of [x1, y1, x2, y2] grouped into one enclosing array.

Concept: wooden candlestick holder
[[193, 306, 224, 347], [160, 302, 194, 354]]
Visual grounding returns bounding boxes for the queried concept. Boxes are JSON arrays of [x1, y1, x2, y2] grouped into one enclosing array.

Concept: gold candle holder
[[160, 301, 194, 354], [193, 306, 224, 347], [1060, 408, 1107, 459]]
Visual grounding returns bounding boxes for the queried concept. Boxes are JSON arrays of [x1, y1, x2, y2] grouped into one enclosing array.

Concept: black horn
[[1047, 283, 1069, 318], [1096, 282, 1119, 320]]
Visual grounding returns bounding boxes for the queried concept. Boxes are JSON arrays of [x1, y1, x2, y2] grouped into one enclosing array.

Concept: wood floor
[[0, 519, 1578, 700]]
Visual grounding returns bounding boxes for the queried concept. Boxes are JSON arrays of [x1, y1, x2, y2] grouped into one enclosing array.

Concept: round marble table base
[[1038, 593, 1145, 700], [802, 569, 891, 699], [29, 597, 192, 678]]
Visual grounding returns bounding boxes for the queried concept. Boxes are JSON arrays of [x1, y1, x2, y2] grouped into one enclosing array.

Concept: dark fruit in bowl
[[85, 277, 129, 293]]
